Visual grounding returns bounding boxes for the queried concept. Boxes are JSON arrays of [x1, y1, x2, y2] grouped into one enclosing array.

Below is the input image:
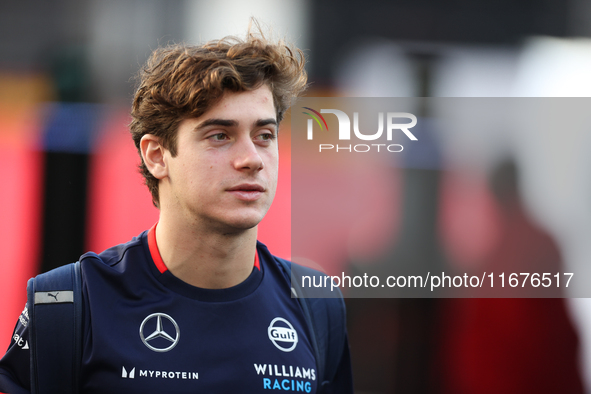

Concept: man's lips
[[227, 184, 265, 192], [226, 184, 265, 201]]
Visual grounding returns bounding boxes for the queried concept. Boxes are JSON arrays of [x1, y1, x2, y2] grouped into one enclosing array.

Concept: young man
[[0, 29, 352, 393]]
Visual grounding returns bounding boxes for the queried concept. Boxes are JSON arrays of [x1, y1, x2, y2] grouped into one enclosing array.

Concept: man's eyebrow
[[255, 118, 277, 128], [194, 118, 277, 131], [194, 118, 238, 130], [254, 118, 277, 127], [195, 118, 278, 131]]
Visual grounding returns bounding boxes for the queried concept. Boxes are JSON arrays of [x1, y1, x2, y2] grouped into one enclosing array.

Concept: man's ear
[[140, 134, 168, 179]]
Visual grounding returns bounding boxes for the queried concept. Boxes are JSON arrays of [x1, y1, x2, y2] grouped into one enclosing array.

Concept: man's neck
[[154, 216, 258, 289]]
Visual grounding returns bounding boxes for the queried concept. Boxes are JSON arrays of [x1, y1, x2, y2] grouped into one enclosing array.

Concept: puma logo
[[47, 292, 60, 301]]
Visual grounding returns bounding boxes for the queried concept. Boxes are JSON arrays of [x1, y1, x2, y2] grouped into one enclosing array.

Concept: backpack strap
[[276, 258, 346, 393], [27, 261, 82, 394]]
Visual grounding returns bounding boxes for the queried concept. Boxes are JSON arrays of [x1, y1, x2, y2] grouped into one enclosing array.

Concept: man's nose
[[233, 138, 264, 171]]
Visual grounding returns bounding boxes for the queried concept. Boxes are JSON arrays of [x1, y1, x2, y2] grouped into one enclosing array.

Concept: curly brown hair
[[130, 26, 307, 207]]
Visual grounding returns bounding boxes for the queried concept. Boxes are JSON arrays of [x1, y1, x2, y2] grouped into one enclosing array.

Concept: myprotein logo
[[122, 366, 136, 378], [268, 318, 298, 352], [303, 107, 417, 153], [121, 366, 199, 380]]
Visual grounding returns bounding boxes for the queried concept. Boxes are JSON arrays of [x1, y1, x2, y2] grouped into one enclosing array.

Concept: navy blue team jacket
[[0, 227, 352, 393]]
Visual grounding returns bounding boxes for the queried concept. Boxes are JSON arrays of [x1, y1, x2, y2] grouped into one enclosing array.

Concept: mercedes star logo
[[139, 313, 180, 352]]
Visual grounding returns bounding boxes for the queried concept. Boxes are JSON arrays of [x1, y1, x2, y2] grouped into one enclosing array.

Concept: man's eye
[[210, 133, 228, 141], [258, 133, 276, 141]]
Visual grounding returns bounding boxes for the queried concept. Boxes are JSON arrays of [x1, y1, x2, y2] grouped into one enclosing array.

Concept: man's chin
[[211, 215, 264, 236], [230, 218, 260, 229]]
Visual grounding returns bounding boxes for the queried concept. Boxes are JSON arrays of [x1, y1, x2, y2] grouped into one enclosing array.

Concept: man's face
[[161, 85, 278, 233]]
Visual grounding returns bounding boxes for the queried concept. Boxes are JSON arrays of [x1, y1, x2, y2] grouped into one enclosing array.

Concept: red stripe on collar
[[254, 251, 260, 271], [148, 223, 168, 274], [148, 223, 261, 273]]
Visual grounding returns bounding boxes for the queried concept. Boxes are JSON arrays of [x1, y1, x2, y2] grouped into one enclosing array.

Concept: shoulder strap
[[276, 258, 346, 393], [27, 261, 82, 394]]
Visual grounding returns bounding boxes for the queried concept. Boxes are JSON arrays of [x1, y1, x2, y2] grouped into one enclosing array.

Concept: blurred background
[[2, 0, 591, 392]]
